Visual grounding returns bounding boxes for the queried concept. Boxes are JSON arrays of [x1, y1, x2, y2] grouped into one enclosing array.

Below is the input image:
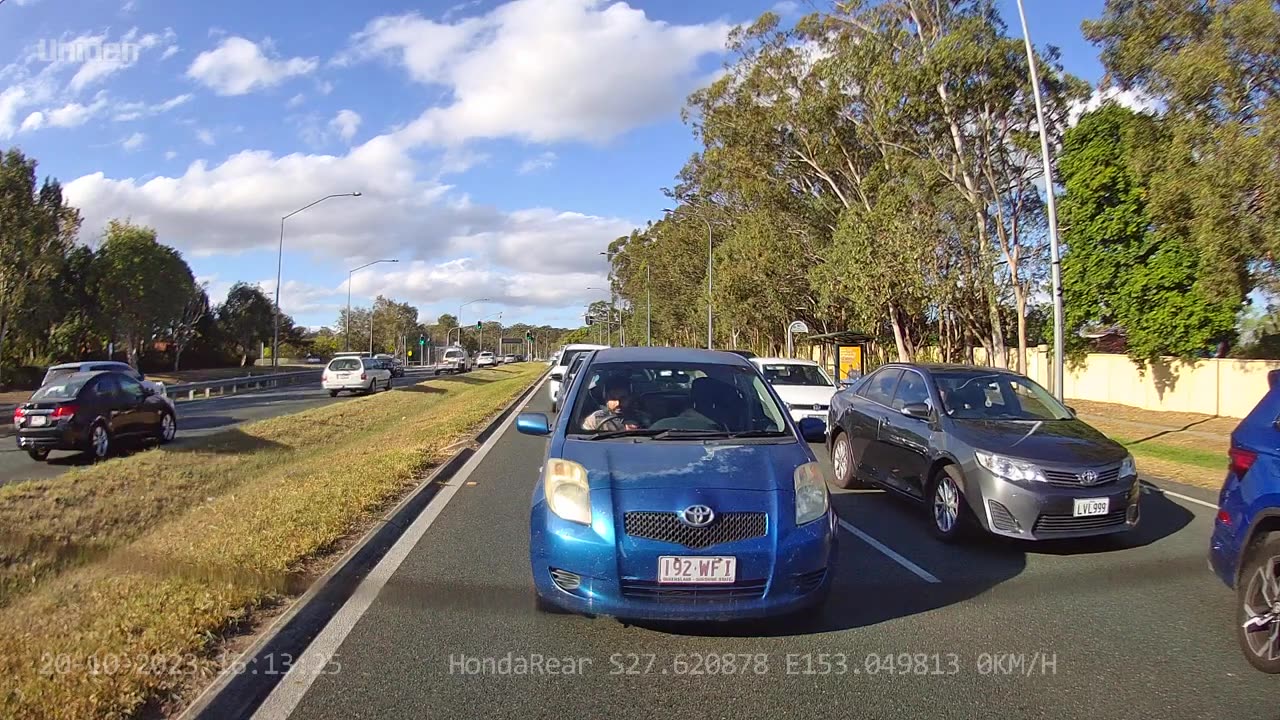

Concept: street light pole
[[452, 298, 490, 347], [587, 286, 611, 345], [1015, 0, 1065, 400], [346, 259, 397, 351], [664, 208, 713, 349], [273, 192, 362, 367]]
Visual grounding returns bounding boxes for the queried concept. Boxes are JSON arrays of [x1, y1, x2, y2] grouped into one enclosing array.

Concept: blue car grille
[[620, 578, 768, 601], [623, 511, 767, 549]]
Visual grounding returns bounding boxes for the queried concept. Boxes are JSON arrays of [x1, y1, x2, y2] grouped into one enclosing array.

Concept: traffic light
[[475, 321, 482, 330], [407, 349, 414, 358], [525, 331, 533, 341], [585, 315, 594, 326], [419, 334, 425, 346]]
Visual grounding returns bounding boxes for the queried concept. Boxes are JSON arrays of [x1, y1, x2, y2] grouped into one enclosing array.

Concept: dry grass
[[0, 365, 542, 720]]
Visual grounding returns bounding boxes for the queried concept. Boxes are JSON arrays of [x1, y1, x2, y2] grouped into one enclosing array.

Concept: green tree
[[95, 220, 198, 369], [0, 148, 80, 383], [218, 282, 276, 366], [1059, 104, 1238, 362], [167, 284, 209, 371]]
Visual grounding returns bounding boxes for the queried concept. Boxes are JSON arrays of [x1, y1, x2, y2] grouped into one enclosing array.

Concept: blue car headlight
[[545, 458, 591, 525], [794, 462, 829, 526]]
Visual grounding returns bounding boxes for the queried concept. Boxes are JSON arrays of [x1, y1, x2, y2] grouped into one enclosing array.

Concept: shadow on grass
[[394, 384, 448, 395], [177, 415, 240, 431], [432, 374, 496, 386], [164, 428, 287, 456], [1128, 416, 1219, 445]]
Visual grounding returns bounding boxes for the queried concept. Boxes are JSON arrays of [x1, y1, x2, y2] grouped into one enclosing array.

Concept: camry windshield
[[760, 364, 832, 386], [569, 361, 789, 438], [933, 372, 1072, 421]]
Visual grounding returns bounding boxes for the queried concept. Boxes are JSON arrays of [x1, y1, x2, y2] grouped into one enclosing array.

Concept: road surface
[[0, 367, 444, 486], [248, 382, 1274, 720]]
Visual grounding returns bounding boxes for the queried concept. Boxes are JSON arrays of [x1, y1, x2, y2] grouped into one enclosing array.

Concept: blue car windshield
[[568, 361, 790, 437]]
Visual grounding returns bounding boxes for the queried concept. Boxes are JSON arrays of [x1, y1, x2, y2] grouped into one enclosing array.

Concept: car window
[[94, 374, 124, 403], [859, 368, 903, 406], [891, 371, 930, 410], [30, 377, 89, 401], [570, 361, 788, 438], [116, 374, 144, 400], [41, 367, 76, 386], [558, 348, 589, 369], [933, 372, 1072, 420], [329, 358, 362, 371], [760, 364, 832, 386]]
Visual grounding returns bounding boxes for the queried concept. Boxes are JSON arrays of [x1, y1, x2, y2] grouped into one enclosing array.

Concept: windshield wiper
[[651, 429, 732, 440], [587, 428, 665, 440], [727, 429, 790, 438]]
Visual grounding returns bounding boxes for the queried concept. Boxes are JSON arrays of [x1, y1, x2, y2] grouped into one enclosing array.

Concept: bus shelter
[[802, 330, 873, 383]]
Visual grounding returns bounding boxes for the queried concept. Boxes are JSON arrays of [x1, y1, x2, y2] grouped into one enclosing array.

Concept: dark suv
[[1209, 369, 1280, 673]]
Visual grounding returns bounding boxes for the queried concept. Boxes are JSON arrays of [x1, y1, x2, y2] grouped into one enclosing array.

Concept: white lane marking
[[836, 518, 941, 584], [1140, 481, 1218, 510], [252, 378, 545, 720]]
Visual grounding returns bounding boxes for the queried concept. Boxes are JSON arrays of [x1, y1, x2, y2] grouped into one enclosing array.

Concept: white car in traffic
[[548, 343, 608, 412], [476, 351, 498, 368], [322, 355, 392, 396], [750, 357, 838, 428]]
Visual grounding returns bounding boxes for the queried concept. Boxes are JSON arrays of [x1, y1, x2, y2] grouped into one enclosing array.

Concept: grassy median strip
[[0, 364, 542, 720]]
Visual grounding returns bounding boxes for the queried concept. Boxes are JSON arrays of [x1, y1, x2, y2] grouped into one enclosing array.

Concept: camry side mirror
[[900, 402, 931, 420], [1066, 405, 1078, 417]]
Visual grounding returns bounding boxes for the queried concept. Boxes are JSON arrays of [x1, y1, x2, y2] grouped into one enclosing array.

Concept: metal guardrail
[[166, 370, 321, 402]]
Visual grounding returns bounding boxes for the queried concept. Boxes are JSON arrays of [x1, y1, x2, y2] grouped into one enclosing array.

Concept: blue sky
[[0, 0, 1114, 330]]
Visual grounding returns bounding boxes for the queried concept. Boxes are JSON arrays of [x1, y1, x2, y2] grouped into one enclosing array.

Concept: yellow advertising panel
[[837, 345, 863, 381]]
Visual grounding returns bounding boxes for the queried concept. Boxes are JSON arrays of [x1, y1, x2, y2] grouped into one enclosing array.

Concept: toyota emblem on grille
[[1077, 470, 1099, 486], [679, 505, 715, 528]]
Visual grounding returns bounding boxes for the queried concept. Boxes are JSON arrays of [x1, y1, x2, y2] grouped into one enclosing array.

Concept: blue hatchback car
[[518, 347, 837, 621], [1209, 368, 1280, 673]]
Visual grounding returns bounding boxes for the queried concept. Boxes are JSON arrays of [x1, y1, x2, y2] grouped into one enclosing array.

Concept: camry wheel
[[27, 448, 49, 462], [89, 423, 111, 460], [831, 433, 863, 489], [1237, 533, 1280, 673], [157, 411, 177, 444], [930, 465, 968, 542]]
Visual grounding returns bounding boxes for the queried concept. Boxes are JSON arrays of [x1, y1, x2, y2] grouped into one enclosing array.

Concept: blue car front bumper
[[530, 502, 838, 621]]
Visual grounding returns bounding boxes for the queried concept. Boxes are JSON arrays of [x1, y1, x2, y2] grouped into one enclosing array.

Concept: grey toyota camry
[[826, 363, 1139, 542]]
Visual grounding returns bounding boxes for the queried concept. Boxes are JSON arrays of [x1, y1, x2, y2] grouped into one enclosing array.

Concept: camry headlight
[[544, 458, 591, 525], [974, 450, 1047, 483], [1119, 453, 1137, 478], [794, 462, 829, 525]]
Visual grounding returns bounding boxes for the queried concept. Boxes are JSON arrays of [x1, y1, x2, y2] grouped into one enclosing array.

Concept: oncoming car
[[750, 357, 838, 428], [518, 347, 836, 621]]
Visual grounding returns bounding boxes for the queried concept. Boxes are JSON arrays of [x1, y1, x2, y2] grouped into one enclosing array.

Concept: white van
[[322, 356, 393, 396], [548, 343, 608, 412], [435, 347, 472, 375]]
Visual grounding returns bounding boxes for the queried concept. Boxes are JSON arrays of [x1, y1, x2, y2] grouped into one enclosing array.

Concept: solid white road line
[[836, 518, 941, 584], [1140, 481, 1218, 511], [252, 378, 545, 720]]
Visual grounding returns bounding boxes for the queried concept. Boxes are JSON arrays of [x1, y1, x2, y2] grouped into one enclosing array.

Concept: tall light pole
[[452, 298, 490, 346], [663, 207, 713, 349], [273, 192, 362, 367], [587, 286, 611, 344], [1015, 0, 1065, 400], [346, 259, 397, 351]]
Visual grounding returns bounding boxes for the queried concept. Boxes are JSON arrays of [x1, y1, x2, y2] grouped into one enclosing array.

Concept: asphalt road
[[255, 383, 1276, 720], [0, 367, 443, 486]]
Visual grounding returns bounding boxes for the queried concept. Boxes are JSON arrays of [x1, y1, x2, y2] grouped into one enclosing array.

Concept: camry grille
[[1032, 510, 1128, 536], [623, 511, 767, 549], [1041, 466, 1121, 488]]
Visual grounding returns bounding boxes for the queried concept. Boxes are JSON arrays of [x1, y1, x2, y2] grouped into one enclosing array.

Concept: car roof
[[751, 357, 820, 367], [563, 343, 609, 351], [47, 361, 129, 370], [884, 362, 1019, 375], [588, 347, 755, 366]]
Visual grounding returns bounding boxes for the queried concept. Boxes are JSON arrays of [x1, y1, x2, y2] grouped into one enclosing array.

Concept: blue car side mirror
[[798, 417, 827, 443], [516, 412, 551, 436]]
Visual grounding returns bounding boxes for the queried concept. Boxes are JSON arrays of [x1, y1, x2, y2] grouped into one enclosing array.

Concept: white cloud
[[330, 109, 361, 142], [343, 0, 730, 145], [161, 45, 180, 60], [286, 93, 305, 108], [352, 259, 608, 310], [772, 1, 800, 14], [19, 110, 44, 132], [121, 0, 138, 12], [1069, 86, 1160, 126], [60, 137, 630, 294], [112, 92, 191, 121], [195, 128, 215, 145], [121, 131, 145, 151], [46, 94, 109, 128], [517, 151, 557, 174], [186, 37, 318, 96], [68, 27, 175, 93], [0, 88, 31, 137], [165, 150, 178, 160]]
